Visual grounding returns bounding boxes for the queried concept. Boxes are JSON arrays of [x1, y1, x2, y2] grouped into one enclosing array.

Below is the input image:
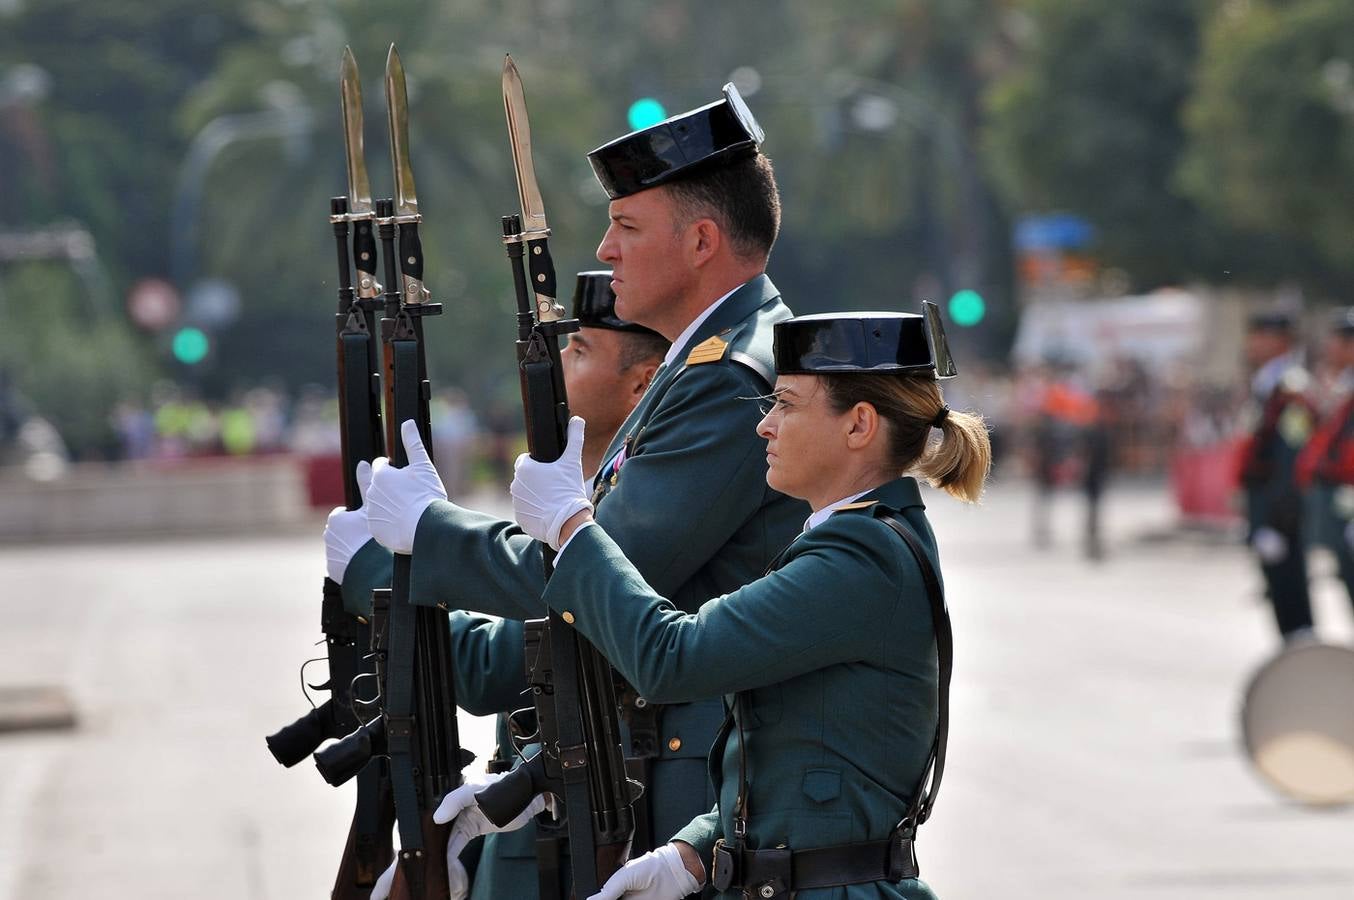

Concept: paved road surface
[[1, 479, 1351, 899]]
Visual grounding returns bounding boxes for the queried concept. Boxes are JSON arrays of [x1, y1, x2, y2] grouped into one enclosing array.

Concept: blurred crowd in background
[[0, 340, 1257, 523]]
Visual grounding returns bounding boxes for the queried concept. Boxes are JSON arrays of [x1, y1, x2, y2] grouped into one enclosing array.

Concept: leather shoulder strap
[[875, 511, 952, 834]]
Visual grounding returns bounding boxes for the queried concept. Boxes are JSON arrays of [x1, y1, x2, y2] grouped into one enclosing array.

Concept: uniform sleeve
[[340, 538, 393, 616], [407, 501, 547, 619], [406, 360, 767, 617], [545, 516, 919, 704], [671, 806, 722, 863], [593, 362, 772, 598], [449, 611, 528, 717]]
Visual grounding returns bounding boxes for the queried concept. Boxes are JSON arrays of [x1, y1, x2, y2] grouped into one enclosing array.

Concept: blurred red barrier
[[305, 453, 344, 510], [1171, 439, 1243, 525]]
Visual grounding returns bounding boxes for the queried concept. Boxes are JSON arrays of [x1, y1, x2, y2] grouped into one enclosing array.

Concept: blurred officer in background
[[1297, 308, 1354, 627], [1237, 312, 1316, 642]]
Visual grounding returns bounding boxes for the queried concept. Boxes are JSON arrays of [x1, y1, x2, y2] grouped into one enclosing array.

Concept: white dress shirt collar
[[662, 283, 743, 369], [804, 489, 873, 533]]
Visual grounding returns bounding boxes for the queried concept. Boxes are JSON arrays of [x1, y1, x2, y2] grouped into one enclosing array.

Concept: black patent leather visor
[[571, 270, 656, 334], [773, 304, 957, 378], [588, 84, 763, 199]]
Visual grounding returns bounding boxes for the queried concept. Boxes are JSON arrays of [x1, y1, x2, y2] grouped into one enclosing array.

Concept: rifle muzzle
[[314, 717, 387, 787]]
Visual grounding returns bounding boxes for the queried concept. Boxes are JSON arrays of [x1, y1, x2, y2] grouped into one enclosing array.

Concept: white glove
[[1252, 526, 1288, 564], [434, 768, 550, 834], [510, 416, 593, 550], [434, 769, 552, 898], [367, 419, 448, 554], [324, 460, 374, 584], [589, 844, 701, 900], [369, 856, 397, 900]]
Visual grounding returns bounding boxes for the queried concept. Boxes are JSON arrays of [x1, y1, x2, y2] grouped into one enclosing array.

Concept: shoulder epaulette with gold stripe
[[685, 334, 729, 366], [835, 501, 879, 512]]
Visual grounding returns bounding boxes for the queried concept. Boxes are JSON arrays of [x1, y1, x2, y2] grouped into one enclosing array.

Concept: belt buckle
[[711, 839, 738, 892]]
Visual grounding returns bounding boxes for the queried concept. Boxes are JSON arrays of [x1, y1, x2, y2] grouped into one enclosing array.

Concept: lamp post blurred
[[169, 101, 315, 291]]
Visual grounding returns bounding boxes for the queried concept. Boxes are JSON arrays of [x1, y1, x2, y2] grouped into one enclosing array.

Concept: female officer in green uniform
[[506, 305, 990, 899]]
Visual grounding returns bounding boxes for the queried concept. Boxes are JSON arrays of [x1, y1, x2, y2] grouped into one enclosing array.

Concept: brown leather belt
[[710, 831, 918, 897]]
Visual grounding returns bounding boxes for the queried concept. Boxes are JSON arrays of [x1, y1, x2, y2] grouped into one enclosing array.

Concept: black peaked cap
[[571, 271, 661, 335], [588, 83, 765, 200], [774, 304, 958, 378]]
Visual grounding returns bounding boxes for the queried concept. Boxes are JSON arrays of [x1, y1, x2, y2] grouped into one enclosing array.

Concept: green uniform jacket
[[1239, 361, 1313, 536], [541, 477, 942, 900], [347, 275, 807, 896]]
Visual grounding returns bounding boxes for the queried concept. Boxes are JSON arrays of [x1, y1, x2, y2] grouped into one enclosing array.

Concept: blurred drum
[[1241, 642, 1354, 805]]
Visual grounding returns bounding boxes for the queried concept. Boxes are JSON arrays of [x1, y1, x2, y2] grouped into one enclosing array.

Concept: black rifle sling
[[727, 508, 951, 860], [354, 759, 386, 855], [385, 335, 426, 860], [874, 511, 951, 834], [331, 325, 390, 874], [341, 330, 376, 467], [544, 588, 602, 894]]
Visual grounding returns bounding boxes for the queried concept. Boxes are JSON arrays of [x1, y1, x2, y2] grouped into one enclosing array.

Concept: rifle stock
[[330, 762, 397, 899], [486, 214, 640, 897], [387, 813, 452, 900]]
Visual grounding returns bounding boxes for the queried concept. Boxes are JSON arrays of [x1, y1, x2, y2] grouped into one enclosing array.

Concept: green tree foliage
[[0, 262, 152, 457], [984, 0, 1213, 288], [0, 0, 252, 456], [181, 0, 617, 406], [1181, 0, 1354, 284], [3, 0, 1159, 445], [182, 0, 1023, 396], [774, 0, 1017, 348], [0, 0, 254, 282]]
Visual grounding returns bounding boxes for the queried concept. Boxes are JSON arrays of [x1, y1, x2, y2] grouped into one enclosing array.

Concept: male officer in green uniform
[[1297, 308, 1354, 626], [354, 86, 807, 897], [329, 272, 669, 899], [1237, 311, 1316, 641]]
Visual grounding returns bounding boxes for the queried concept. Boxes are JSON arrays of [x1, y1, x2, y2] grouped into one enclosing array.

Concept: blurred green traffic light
[[172, 326, 209, 364], [948, 289, 986, 327], [627, 98, 667, 131]]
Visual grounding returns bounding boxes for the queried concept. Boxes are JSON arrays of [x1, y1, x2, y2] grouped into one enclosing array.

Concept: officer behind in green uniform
[[331, 271, 667, 900], [358, 84, 807, 897], [1296, 308, 1354, 625], [447, 271, 670, 899], [1237, 311, 1316, 641], [503, 309, 990, 899]]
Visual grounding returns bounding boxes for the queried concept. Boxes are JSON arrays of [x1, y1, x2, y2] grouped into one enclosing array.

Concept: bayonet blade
[[503, 54, 561, 320], [385, 44, 419, 218], [502, 55, 549, 237], [340, 47, 373, 216]]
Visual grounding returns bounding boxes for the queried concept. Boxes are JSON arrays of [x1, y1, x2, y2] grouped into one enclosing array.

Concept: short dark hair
[[616, 330, 670, 372], [665, 153, 781, 261]]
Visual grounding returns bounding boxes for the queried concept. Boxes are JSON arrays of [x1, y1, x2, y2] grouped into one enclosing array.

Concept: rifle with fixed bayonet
[[265, 45, 396, 899], [473, 53, 641, 900], [370, 44, 474, 900]]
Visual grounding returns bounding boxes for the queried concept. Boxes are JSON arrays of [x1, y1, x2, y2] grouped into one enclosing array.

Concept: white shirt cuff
[[556, 518, 597, 556]]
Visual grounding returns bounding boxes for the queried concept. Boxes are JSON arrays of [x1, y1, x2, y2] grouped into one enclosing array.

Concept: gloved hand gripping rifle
[[371, 44, 474, 900], [472, 54, 642, 900], [265, 45, 396, 898]]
